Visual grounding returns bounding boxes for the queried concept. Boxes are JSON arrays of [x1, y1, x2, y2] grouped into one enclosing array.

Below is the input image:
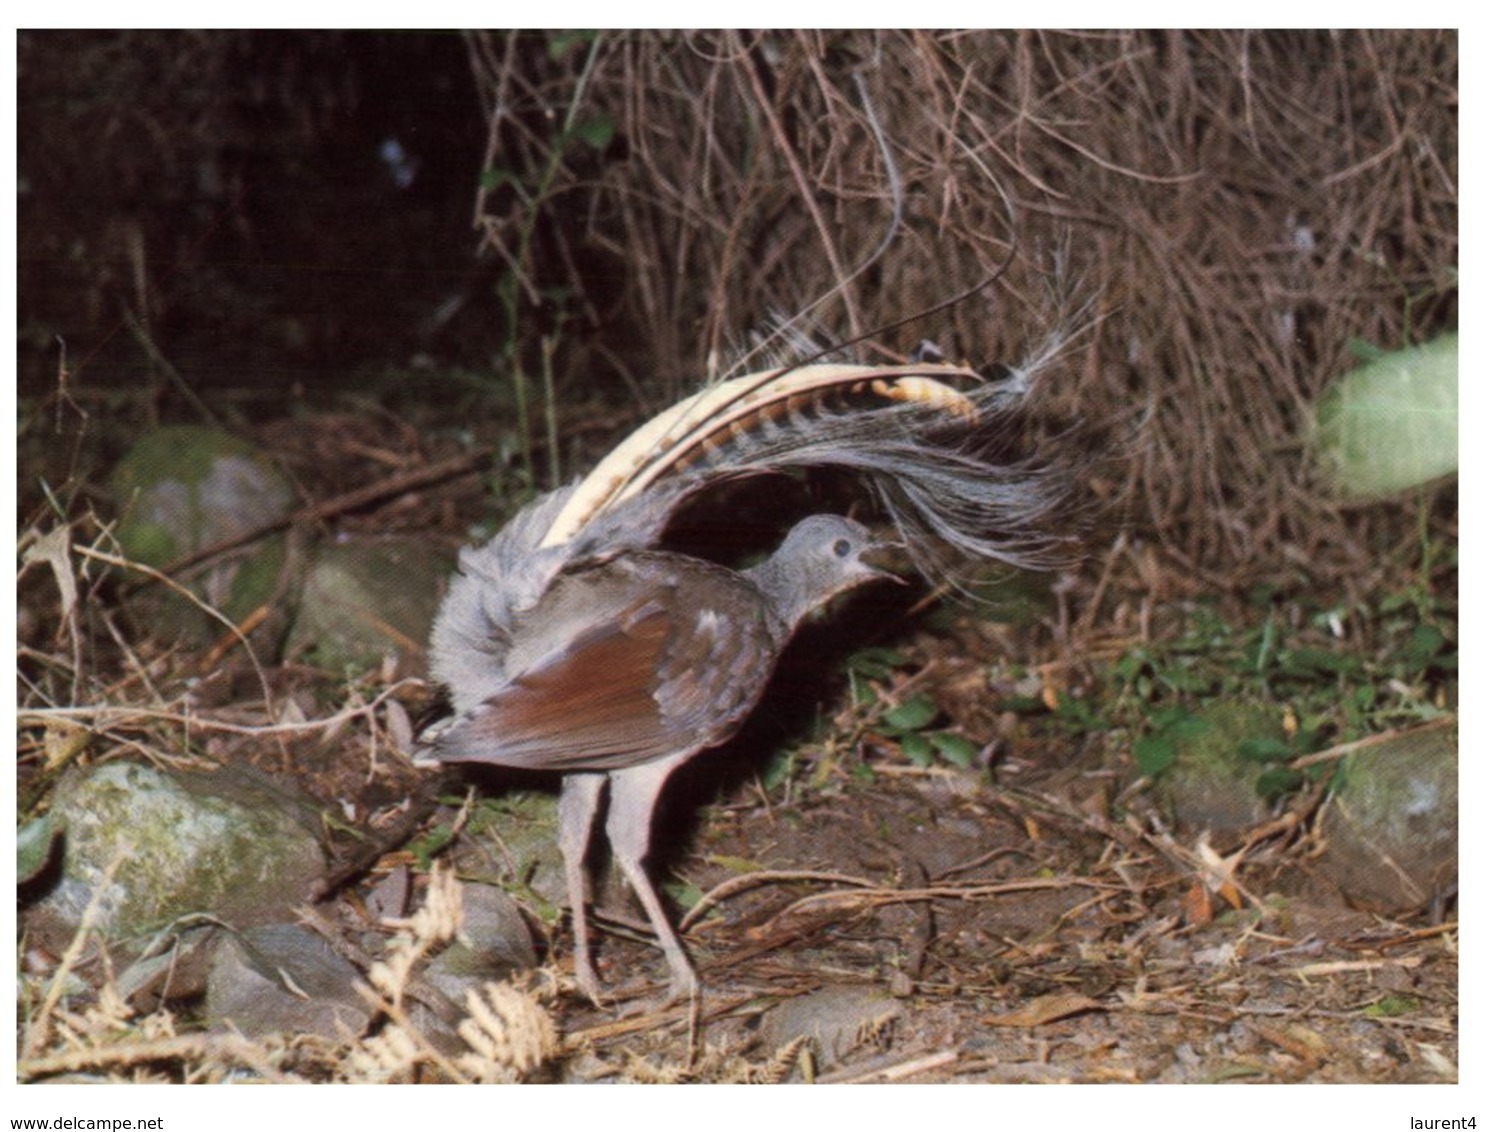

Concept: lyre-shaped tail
[[549, 361, 1078, 577]]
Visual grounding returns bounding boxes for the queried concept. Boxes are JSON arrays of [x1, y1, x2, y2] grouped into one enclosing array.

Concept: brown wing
[[433, 553, 782, 772]]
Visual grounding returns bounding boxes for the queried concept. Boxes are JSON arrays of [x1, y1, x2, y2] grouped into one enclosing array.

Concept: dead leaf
[[1181, 878, 1215, 926], [22, 526, 77, 626], [983, 993, 1104, 1027]]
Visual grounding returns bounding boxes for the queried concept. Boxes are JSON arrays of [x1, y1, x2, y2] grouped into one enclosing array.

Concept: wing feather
[[432, 553, 783, 772]]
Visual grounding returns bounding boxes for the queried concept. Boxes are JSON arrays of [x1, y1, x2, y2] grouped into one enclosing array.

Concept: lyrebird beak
[[860, 539, 912, 582]]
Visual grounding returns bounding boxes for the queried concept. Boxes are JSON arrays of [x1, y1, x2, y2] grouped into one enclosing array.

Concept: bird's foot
[[571, 952, 609, 1009], [572, 959, 700, 1016], [611, 972, 701, 1018], [659, 966, 700, 1008]]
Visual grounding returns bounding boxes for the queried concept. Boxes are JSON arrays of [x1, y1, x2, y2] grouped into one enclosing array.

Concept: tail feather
[[554, 361, 1079, 576]]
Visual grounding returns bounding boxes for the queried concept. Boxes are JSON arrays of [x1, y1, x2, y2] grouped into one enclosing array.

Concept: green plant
[[1096, 576, 1455, 810], [841, 648, 982, 770]]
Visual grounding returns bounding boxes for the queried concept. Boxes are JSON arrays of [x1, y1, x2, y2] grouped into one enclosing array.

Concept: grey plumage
[[430, 515, 890, 1002], [423, 361, 1076, 1002]]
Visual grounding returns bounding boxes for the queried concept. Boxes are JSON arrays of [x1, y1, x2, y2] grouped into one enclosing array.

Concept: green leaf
[[847, 647, 908, 681], [1134, 733, 1177, 776], [1363, 995, 1418, 1018], [408, 824, 455, 871], [1255, 766, 1305, 801], [1237, 736, 1294, 764], [929, 732, 980, 768], [1148, 705, 1204, 737], [1052, 694, 1103, 730], [663, 878, 704, 910], [880, 695, 939, 733], [900, 732, 934, 767], [1402, 623, 1447, 667], [17, 813, 61, 885], [759, 748, 796, 791], [569, 113, 615, 151]]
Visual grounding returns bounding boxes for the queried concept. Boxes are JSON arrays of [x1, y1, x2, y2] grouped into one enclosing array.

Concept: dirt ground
[[536, 703, 1457, 1083]]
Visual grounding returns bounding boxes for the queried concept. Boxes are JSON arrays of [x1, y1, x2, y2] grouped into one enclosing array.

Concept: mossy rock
[[1317, 723, 1456, 911], [24, 762, 326, 951], [1154, 700, 1292, 834], [283, 535, 453, 673], [108, 425, 297, 641]]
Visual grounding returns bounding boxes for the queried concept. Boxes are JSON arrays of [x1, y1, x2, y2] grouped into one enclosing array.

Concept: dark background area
[[18, 30, 1458, 595], [19, 32, 490, 407]]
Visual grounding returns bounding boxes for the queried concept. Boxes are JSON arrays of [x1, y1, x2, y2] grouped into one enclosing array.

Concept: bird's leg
[[556, 772, 607, 1004], [605, 758, 699, 1004]]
